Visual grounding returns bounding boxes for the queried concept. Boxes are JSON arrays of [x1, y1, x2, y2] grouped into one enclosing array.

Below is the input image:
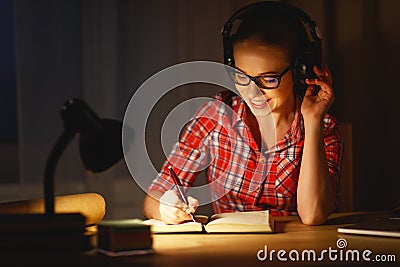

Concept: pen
[[168, 165, 196, 222]]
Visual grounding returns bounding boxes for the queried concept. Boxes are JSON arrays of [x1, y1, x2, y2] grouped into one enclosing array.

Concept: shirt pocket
[[274, 157, 301, 197]]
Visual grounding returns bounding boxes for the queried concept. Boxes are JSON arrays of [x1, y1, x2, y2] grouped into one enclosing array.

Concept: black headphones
[[222, 1, 322, 95]]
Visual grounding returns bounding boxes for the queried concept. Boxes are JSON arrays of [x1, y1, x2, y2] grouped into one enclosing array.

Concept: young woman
[[142, 1, 343, 226]]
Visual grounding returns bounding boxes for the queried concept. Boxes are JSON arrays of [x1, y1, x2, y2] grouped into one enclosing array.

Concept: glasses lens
[[228, 70, 250, 86], [260, 77, 279, 89]]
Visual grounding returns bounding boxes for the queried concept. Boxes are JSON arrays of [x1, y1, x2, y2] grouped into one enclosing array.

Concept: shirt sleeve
[[323, 115, 344, 209], [146, 100, 219, 194]]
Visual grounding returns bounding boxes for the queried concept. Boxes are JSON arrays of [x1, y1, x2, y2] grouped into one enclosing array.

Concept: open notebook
[[143, 210, 274, 234]]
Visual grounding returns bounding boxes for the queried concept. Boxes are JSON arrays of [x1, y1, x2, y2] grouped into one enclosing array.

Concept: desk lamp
[[44, 98, 123, 216], [0, 98, 123, 252]]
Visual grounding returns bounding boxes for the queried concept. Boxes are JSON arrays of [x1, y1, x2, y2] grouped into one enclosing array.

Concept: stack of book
[[97, 219, 153, 256]]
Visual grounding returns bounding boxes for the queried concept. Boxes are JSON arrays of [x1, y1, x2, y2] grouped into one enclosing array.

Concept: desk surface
[[3, 212, 400, 267], [88, 211, 399, 267]]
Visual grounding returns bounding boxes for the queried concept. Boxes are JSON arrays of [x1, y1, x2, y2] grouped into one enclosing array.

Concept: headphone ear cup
[[224, 41, 235, 66], [293, 43, 322, 96], [292, 58, 307, 96], [222, 23, 235, 66]]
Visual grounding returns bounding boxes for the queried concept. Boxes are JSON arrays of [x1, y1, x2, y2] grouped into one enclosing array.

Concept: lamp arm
[[44, 129, 76, 216]]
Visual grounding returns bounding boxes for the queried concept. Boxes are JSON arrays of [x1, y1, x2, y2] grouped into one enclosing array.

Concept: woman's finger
[[161, 206, 191, 224], [303, 86, 316, 98], [323, 64, 331, 77], [306, 79, 333, 95], [187, 196, 199, 214], [312, 65, 332, 84]]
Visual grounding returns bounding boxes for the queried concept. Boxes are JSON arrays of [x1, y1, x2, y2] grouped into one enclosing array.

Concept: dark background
[[0, 0, 399, 218]]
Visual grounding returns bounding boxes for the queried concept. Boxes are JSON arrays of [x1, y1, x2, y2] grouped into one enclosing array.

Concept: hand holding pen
[[157, 166, 198, 224], [167, 166, 197, 222]]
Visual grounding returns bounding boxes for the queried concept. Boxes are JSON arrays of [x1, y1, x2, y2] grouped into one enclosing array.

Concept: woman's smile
[[248, 97, 270, 110]]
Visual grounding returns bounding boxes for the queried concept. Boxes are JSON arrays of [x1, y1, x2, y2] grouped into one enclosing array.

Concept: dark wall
[[13, 0, 83, 185], [326, 1, 400, 211], [0, 0, 17, 142]]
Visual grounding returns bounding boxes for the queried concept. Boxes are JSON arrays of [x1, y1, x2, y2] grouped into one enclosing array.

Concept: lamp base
[[0, 213, 91, 252]]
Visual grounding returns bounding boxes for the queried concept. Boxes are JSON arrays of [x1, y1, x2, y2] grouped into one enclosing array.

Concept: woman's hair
[[231, 9, 305, 64]]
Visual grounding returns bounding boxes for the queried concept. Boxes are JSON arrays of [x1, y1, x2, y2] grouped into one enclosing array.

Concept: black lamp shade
[[60, 98, 123, 172], [79, 118, 123, 173]]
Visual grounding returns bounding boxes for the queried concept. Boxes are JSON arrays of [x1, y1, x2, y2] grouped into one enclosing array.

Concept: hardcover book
[[143, 210, 274, 234]]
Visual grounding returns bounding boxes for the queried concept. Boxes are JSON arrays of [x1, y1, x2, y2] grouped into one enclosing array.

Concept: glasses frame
[[229, 65, 293, 90]]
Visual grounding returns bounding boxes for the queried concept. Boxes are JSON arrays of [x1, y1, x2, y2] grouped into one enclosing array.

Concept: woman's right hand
[[158, 190, 199, 224]]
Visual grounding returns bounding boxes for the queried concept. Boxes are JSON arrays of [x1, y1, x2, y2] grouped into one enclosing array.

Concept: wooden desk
[[87, 212, 399, 267], [2, 212, 399, 266]]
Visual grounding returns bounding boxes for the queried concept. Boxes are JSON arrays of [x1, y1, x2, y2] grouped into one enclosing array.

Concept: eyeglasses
[[228, 65, 292, 89]]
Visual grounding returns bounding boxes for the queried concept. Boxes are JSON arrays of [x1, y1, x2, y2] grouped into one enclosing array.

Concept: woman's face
[[233, 40, 295, 117]]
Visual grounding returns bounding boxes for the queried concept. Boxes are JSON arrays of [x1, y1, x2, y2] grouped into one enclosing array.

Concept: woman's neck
[[269, 94, 296, 127], [246, 95, 296, 150]]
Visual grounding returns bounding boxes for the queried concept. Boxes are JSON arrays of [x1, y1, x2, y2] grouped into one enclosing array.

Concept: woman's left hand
[[301, 65, 334, 122]]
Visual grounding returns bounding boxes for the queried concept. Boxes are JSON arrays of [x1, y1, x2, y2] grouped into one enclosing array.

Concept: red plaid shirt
[[148, 92, 344, 216]]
